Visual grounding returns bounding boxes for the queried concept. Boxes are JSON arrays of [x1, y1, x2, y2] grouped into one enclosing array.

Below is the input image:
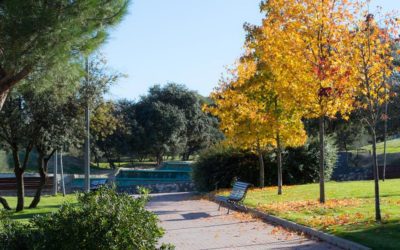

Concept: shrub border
[[213, 196, 370, 250]]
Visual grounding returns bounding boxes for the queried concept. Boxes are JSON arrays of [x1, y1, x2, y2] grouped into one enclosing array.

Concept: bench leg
[[218, 201, 221, 211]]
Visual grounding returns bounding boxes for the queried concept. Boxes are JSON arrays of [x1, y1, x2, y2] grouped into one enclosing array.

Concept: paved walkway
[[147, 193, 339, 250]]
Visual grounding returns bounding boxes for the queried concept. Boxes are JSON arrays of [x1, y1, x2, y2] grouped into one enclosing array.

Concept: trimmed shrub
[[283, 135, 337, 185], [193, 136, 337, 191], [0, 187, 172, 250], [32, 187, 163, 250], [0, 211, 32, 250], [193, 145, 260, 192]]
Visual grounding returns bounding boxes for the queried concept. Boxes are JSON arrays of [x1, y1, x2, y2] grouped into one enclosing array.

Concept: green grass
[[360, 138, 400, 154], [4, 195, 77, 223], [218, 179, 400, 249]]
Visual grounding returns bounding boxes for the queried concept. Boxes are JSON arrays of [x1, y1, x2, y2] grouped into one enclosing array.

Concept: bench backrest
[[90, 179, 107, 188], [0, 177, 53, 190], [228, 181, 251, 201]]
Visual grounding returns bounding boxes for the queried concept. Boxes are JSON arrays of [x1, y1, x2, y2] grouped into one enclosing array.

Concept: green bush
[[193, 145, 260, 192], [283, 136, 337, 185], [0, 187, 172, 250], [0, 211, 32, 250], [193, 136, 337, 191]]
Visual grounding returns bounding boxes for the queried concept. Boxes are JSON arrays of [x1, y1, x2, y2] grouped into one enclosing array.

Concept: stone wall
[[117, 181, 195, 194]]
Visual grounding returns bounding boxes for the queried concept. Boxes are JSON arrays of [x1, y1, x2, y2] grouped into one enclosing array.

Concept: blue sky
[[102, 0, 399, 100]]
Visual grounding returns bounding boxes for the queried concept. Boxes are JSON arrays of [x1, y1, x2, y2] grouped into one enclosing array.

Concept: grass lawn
[[217, 179, 400, 249], [3, 195, 77, 223], [360, 138, 400, 154]]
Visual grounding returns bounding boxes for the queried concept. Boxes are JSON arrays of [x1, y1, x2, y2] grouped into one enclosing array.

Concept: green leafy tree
[[28, 93, 83, 209], [0, 61, 83, 210], [0, 92, 36, 211], [144, 83, 223, 160], [0, 0, 129, 110], [90, 101, 120, 168], [134, 100, 186, 165]]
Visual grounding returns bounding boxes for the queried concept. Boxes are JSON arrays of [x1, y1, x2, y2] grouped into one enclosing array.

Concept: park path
[[147, 193, 339, 250]]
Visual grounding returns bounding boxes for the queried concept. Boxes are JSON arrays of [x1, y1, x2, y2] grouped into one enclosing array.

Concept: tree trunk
[[94, 154, 100, 168], [15, 168, 24, 212], [156, 153, 163, 166], [0, 66, 31, 110], [108, 160, 115, 169], [53, 152, 58, 195], [60, 152, 66, 196], [258, 148, 265, 188], [277, 133, 283, 195], [181, 152, 190, 161], [0, 89, 9, 111], [319, 116, 325, 204], [84, 97, 90, 193], [371, 129, 382, 221], [11, 149, 25, 212], [29, 154, 47, 208], [383, 100, 388, 181], [0, 197, 11, 210], [12, 146, 33, 212]]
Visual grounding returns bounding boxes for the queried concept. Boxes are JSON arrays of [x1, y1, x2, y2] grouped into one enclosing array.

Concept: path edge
[[213, 196, 370, 250]]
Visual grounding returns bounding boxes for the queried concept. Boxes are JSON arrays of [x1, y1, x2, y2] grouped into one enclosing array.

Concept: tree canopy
[[0, 0, 129, 109]]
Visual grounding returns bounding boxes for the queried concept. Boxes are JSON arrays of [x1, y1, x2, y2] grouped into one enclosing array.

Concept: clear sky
[[102, 0, 399, 100]]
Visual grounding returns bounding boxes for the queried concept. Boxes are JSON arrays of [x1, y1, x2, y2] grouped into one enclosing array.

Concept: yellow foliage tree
[[236, 51, 307, 194], [208, 54, 307, 191], [207, 72, 275, 187], [255, 0, 359, 203], [351, 9, 399, 221]]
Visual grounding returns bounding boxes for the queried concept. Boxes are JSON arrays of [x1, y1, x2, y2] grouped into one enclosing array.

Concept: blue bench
[[216, 181, 252, 214], [90, 179, 108, 191]]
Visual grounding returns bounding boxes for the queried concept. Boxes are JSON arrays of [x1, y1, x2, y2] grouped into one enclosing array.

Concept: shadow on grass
[[10, 212, 49, 220], [355, 193, 400, 199], [10, 204, 63, 220], [335, 220, 400, 249]]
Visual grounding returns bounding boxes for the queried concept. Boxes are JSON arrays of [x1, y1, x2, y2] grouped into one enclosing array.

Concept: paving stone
[[147, 193, 339, 250]]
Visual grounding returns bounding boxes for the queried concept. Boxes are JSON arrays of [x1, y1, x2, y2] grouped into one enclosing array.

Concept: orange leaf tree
[[207, 52, 307, 190], [255, 0, 359, 202]]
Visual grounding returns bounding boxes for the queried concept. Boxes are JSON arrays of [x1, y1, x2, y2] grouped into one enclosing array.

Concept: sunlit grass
[[217, 179, 400, 249], [3, 194, 77, 223], [360, 138, 400, 154]]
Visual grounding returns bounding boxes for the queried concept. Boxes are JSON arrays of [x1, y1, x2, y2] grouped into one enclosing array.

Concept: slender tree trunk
[[94, 154, 100, 168], [29, 154, 47, 208], [156, 153, 163, 166], [186, 153, 191, 161], [277, 133, 283, 195], [257, 146, 265, 188], [383, 100, 388, 181], [15, 168, 24, 212], [60, 152, 66, 196], [319, 116, 325, 204], [0, 197, 11, 210], [84, 92, 90, 192], [371, 128, 382, 221], [53, 152, 58, 195], [11, 149, 25, 212], [182, 152, 190, 161]]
